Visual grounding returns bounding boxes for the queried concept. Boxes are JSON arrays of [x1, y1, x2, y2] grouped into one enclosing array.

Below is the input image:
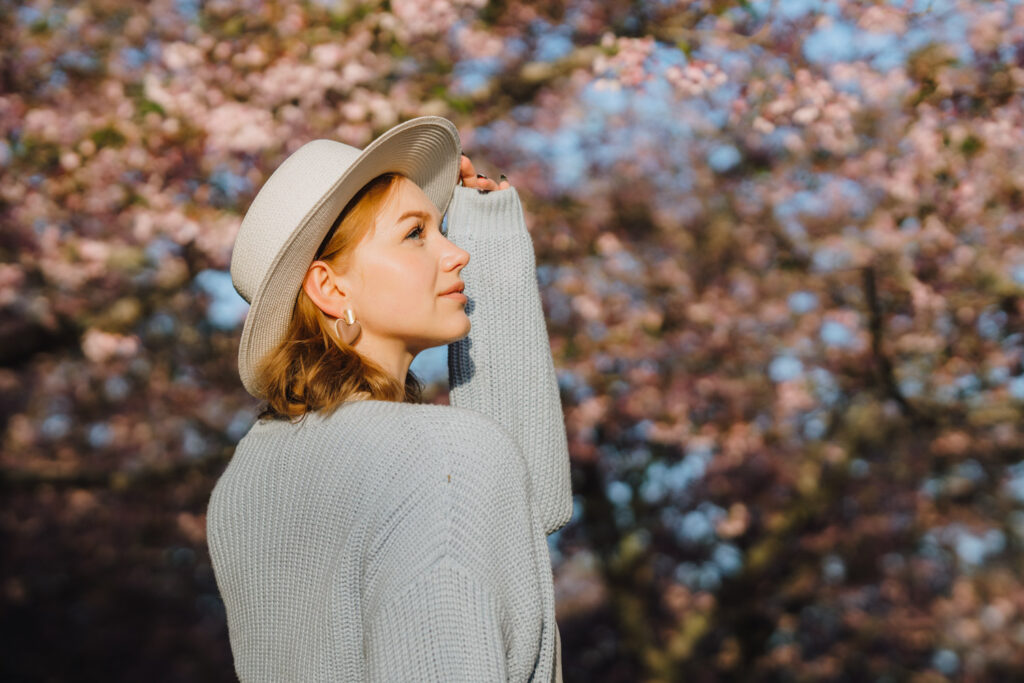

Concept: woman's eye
[[406, 225, 424, 240]]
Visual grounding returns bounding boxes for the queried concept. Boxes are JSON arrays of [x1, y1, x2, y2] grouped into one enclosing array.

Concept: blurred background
[[2, 0, 1024, 680]]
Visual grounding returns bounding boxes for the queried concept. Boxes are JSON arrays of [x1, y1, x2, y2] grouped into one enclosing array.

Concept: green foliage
[[327, 2, 375, 32], [15, 137, 61, 172], [431, 84, 473, 115], [89, 126, 126, 150], [961, 134, 983, 157]]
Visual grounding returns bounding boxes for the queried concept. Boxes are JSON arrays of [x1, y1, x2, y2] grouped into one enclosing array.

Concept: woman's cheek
[[380, 256, 427, 307]]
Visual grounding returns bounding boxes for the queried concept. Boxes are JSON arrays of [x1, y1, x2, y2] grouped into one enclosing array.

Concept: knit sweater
[[207, 184, 574, 682]]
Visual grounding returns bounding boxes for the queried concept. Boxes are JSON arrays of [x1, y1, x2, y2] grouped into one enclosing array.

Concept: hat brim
[[236, 116, 462, 400]]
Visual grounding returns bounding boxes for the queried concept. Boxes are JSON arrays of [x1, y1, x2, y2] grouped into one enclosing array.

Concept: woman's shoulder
[[233, 400, 522, 479], [238, 399, 495, 436], [336, 402, 530, 496], [315, 399, 517, 443], [349, 401, 523, 471]]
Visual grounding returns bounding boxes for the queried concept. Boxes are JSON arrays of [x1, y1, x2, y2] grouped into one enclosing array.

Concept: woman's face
[[334, 176, 471, 354]]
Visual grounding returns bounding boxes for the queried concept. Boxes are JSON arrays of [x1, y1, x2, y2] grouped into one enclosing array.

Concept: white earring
[[335, 308, 361, 345]]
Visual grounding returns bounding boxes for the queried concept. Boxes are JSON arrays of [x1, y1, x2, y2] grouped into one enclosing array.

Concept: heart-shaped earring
[[335, 308, 361, 345]]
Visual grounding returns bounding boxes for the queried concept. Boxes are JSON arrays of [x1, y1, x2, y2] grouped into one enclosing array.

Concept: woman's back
[[208, 401, 550, 681]]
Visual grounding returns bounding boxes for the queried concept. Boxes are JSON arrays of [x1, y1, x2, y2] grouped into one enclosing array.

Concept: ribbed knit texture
[[207, 185, 573, 682]]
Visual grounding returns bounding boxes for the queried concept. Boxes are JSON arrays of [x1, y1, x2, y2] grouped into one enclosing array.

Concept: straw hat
[[229, 116, 462, 400]]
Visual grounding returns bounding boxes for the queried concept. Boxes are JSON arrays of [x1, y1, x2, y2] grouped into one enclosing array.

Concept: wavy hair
[[254, 172, 423, 422]]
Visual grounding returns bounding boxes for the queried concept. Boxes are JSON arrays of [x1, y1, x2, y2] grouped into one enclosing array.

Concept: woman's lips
[[441, 291, 468, 302]]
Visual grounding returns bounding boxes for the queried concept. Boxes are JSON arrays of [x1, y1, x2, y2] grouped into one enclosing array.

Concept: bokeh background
[[3, 0, 1024, 680]]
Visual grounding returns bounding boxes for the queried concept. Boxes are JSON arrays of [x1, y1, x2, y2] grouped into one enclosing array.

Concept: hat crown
[[230, 139, 362, 304]]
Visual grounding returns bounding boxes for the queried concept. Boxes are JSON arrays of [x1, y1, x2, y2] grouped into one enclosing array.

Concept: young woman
[[207, 116, 572, 681]]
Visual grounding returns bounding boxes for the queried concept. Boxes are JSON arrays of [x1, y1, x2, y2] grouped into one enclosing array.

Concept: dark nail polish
[[500, 174, 507, 182], [477, 188, 490, 194]]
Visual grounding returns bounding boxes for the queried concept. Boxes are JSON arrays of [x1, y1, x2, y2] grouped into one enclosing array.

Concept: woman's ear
[[302, 260, 349, 317]]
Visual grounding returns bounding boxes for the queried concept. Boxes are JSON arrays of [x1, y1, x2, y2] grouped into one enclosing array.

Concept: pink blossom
[[81, 329, 141, 363]]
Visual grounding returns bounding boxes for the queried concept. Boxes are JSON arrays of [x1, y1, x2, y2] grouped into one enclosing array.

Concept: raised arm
[[444, 183, 573, 535]]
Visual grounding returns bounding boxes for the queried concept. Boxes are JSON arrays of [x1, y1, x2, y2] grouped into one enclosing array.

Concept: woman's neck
[[350, 333, 413, 387]]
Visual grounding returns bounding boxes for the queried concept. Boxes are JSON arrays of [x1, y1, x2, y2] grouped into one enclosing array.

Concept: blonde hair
[[255, 172, 423, 422]]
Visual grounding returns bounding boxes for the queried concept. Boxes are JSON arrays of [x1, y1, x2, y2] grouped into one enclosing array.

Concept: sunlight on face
[[344, 176, 471, 355]]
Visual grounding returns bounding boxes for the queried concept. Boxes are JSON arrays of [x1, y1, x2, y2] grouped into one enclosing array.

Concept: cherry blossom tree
[[2, 0, 1023, 680]]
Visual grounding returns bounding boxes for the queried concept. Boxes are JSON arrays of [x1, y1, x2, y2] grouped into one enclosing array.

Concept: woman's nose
[[442, 242, 470, 271]]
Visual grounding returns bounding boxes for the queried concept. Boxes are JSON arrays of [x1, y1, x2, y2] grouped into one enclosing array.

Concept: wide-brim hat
[[229, 116, 462, 400]]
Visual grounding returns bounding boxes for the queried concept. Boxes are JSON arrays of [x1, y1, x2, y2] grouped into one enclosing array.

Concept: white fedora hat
[[229, 115, 462, 400]]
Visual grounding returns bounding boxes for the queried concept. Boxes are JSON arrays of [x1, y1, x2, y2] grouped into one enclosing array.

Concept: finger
[[459, 154, 477, 187], [476, 174, 499, 191]]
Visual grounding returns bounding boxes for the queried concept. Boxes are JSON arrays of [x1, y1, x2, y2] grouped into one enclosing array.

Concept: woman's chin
[[446, 317, 471, 344], [412, 320, 471, 351]]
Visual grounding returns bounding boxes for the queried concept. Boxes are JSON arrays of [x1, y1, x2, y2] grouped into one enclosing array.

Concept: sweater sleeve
[[364, 555, 509, 682], [444, 185, 573, 535]]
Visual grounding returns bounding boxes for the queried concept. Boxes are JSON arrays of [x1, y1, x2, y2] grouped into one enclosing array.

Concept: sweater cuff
[[445, 184, 528, 240]]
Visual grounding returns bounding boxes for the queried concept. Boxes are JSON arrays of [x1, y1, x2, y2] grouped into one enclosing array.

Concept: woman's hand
[[459, 153, 511, 192]]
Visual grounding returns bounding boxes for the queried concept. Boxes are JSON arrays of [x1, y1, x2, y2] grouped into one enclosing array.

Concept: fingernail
[[477, 173, 488, 179], [477, 188, 490, 194], [500, 174, 507, 182]]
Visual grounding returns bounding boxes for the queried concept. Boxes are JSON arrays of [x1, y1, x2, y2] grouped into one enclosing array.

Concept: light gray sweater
[[207, 184, 574, 682]]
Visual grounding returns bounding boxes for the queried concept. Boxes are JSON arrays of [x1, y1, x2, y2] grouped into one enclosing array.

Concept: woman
[[206, 116, 572, 682]]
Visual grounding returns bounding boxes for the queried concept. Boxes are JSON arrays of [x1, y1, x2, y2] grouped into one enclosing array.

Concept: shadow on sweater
[[448, 295, 476, 392]]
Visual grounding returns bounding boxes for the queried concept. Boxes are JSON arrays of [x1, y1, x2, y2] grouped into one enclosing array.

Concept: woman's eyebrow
[[395, 210, 439, 227]]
